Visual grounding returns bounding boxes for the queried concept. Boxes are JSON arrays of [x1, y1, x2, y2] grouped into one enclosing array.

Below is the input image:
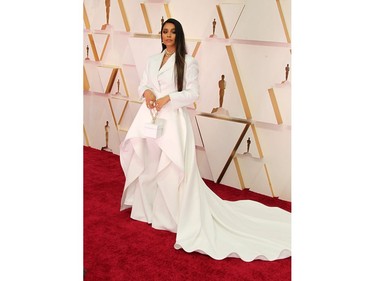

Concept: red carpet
[[84, 146, 291, 281]]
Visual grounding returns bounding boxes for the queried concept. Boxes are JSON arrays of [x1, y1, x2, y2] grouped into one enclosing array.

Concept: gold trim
[[164, 4, 171, 19], [217, 124, 250, 183], [264, 164, 276, 197], [192, 41, 201, 58], [88, 34, 99, 61], [118, 101, 129, 126], [140, 3, 152, 34], [110, 96, 143, 104], [216, 5, 229, 39], [197, 112, 251, 125], [119, 68, 130, 97], [83, 4, 90, 30], [226, 45, 252, 119], [83, 66, 90, 91], [118, 0, 130, 32], [105, 68, 119, 94], [191, 41, 200, 112], [99, 35, 110, 61], [83, 125, 90, 146], [229, 5, 245, 38], [230, 38, 290, 48], [268, 88, 283, 124], [276, 0, 291, 43], [133, 33, 160, 39], [233, 157, 246, 190], [107, 99, 118, 130], [251, 124, 264, 158], [194, 116, 205, 148], [99, 64, 121, 69]]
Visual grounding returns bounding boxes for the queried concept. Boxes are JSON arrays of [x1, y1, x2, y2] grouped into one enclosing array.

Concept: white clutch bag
[[143, 109, 164, 138]]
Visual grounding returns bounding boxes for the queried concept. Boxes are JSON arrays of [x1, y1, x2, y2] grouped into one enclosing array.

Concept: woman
[[119, 18, 291, 262]]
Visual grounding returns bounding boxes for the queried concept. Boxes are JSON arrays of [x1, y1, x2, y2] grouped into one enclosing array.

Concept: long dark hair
[[161, 18, 187, 92]]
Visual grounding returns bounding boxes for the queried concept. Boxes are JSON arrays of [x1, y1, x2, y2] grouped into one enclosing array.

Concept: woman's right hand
[[144, 89, 156, 109]]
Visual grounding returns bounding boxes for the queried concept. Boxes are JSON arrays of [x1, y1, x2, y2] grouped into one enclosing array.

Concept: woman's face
[[162, 22, 176, 48]]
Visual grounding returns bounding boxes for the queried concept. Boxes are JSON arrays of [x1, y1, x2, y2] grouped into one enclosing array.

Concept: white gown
[[120, 50, 291, 262]]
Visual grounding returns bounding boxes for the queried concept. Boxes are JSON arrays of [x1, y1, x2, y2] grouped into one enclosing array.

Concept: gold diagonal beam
[[164, 3, 171, 19], [230, 5, 245, 38], [99, 35, 110, 61], [268, 88, 283, 124], [105, 68, 119, 93], [107, 98, 118, 130], [264, 163, 276, 197], [197, 112, 251, 125], [140, 3, 152, 34], [83, 3, 90, 30], [233, 157, 246, 190], [83, 125, 90, 146], [191, 41, 201, 109], [217, 124, 250, 183], [110, 96, 143, 104], [118, 100, 129, 126], [83, 66, 90, 91], [251, 124, 264, 158], [194, 116, 205, 148], [119, 68, 129, 97], [88, 34, 99, 61], [118, 0, 130, 32], [192, 41, 201, 58], [216, 5, 229, 39], [276, 0, 291, 43], [226, 45, 252, 119]]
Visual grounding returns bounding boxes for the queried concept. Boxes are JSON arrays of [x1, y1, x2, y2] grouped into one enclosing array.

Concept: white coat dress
[[119, 50, 291, 262]]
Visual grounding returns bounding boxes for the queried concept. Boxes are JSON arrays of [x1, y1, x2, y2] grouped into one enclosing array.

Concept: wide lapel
[[158, 52, 175, 75]]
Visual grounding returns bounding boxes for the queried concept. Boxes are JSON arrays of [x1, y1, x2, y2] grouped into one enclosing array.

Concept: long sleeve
[[138, 60, 152, 99], [168, 57, 199, 109]]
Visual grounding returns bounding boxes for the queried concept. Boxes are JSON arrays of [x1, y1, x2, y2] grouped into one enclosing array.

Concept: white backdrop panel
[[116, 101, 142, 134], [144, 3, 167, 34], [232, 43, 290, 123], [85, 0, 106, 31], [196, 148, 214, 181], [84, 93, 110, 149], [236, 155, 273, 197], [121, 65, 141, 99], [231, 0, 286, 42], [196, 115, 246, 182], [255, 123, 291, 200], [122, 0, 149, 33], [219, 3, 245, 38], [84, 62, 103, 93], [195, 41, 245, 119], [273, 83, 291, 126], [221, 161, 241, 190], [169, 0, 219, 39], [128, 37, 162, 78]]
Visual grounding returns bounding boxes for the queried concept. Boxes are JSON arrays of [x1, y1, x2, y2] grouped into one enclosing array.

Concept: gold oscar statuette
[[112, 79, 120, 96], [101, 121, 112, 152], [101, 0, 112, 30], [282, 64, 290, 84], [243, 137, 252, 155], [211, 74, 229, 116], [159, 16, 164, 34], [209, 18, 217, 38], [85, 45, 90, 60]]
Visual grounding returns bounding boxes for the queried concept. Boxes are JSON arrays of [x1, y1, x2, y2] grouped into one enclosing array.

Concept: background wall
[[83, 0, 292, 201]]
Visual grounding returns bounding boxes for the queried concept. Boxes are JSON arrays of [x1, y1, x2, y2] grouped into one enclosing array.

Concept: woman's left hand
[[155, 95, 171, 111]]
